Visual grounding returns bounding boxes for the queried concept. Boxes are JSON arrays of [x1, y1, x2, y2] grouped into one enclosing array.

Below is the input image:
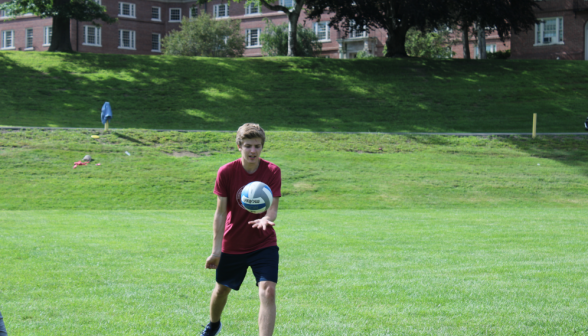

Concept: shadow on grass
[[2, 52, 588, 134], [113, 132, 147, 145]]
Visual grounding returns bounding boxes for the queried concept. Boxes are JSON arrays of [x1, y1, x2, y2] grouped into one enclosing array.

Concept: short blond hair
[[236, 123, 266, 147]]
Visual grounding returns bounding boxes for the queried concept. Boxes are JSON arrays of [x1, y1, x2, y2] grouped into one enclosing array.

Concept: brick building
[[450, 28, 511, 59], [511, 0, 588, 60], [0, 0, 387, 58]]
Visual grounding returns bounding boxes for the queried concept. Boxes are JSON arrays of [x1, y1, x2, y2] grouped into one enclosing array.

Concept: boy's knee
[[259, 283, 276, 301], [214, 283, 232, 297]]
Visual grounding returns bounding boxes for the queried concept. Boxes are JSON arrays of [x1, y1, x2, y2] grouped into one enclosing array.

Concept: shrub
[[487, 50, 511, 60], [356, 50, 376, 58], [163, 15, 245, 57], [260, 18, 322, 57], [404, 27, 455, 59]]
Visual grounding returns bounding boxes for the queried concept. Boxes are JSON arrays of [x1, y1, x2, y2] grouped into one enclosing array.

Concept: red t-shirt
[[214, 158, 282, 254]]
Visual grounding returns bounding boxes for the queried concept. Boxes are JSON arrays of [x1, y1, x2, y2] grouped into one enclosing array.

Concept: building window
[[279, 0, 295, 7], [213, 4, 229, 18], [169, 8, 181, 22], [152, 33, 161, 52], [190, 6, 198, 18], [0, 10, 7, 18], [25, 28, 33, 49], [152, 7, 161, 21], [349, 21, 368, 38], [2, 30, 14, 49], [94, 0, 101, 5], [83, 26, 102, 46], [535, 17, 563, 45], [475, 44, 497, 58], [118, 2, 136, 18], [43, 26, 52, 46], [119, 29, 136, 49], [245, 3, 260, 15], [246, 28, 261, 47], [314, 22, 330, 41]]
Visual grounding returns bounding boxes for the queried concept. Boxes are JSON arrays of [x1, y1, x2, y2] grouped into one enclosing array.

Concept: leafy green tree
[[198, 0, 306, 56], [260, 18, 321, 57], [162, 15, 245, 57], [0, 0, 115, 52], [404, 27, 455, 58]]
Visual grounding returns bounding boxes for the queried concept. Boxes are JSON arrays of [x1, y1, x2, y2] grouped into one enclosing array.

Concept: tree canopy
[[260, 18, 321, 57], [0, 0, 116, 52], [305, 0, 538, 57]]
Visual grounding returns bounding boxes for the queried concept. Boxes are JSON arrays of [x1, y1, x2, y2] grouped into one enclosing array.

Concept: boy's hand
[[206, 254, 221, 269], [248, 217, 275, 231]]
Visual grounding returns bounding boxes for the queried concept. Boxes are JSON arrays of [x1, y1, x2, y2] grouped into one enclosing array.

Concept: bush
[[487, 50, 511, 60], [404, 27, 455, 59], [162, 15, 245, 57], [356, 50, 376, 59], [260, 18, 322, 57]]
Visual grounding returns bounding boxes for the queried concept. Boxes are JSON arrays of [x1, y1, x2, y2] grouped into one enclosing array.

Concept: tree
[[305, 0, 538, 58], [198, 0, 306, 56], [0, 0, 116, 52], [162, 15, 245, 57], [404, 27, 455, 59], [260, 18, 321, 57]]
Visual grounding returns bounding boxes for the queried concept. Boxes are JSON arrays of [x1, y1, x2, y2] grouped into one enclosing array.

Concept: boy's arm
[[248, 197, 280, 230], [205, 196, 228, 269]]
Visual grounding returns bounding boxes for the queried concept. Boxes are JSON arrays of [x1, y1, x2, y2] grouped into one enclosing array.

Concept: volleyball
[[241, 181, 273, 214]]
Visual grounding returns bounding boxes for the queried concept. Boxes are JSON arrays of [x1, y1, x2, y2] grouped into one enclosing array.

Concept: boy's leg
[[258, 281, 276, 336], [210, 283, 232, 323]]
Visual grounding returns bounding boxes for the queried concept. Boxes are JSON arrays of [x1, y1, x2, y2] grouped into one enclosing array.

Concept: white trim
[[189, 6, 198, 18], [25, 28, 33, 49], [2, 30, 15, 49], [245, 3, 261, 15], [246, 28, 261, 48], [534, 17, 564, 46], [314, 21, 330, 42], [83, 26, 102, 47], [169, 8, 181, 22], [43, 26, 52, 46], [213, 4, 229, 18], [118, 29, 136, 50], [118, 2, 136, 18], [151, 7, 161, 21], [151, 33, 161, 52]]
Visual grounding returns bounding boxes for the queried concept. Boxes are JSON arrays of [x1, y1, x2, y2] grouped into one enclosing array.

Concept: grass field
[[1, 52, 588, 132], [1, 210, 587, 335]]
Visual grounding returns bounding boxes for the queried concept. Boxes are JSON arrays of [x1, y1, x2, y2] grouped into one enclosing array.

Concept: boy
[[200, 124, 281, 336]]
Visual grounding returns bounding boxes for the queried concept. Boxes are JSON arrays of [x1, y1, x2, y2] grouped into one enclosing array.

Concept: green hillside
[[1, 51, 587, 132]]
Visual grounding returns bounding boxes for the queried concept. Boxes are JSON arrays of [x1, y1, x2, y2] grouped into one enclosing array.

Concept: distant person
[[199, 123, 282, 336], [0, 310, 7, 336]]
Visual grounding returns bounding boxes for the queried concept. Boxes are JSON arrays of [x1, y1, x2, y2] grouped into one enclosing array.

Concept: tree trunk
[[462, 24, 470, 59], [48, 0, 73, 52], [384, 25, 409, 57], [477, 24, 487, 59], [287, 12, 300, 57]]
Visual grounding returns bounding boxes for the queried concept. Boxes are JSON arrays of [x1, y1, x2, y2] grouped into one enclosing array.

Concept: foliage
[[162, 15, 244, 57], [260, 18, 322, 57], [487, 49, 511, 59], [0, 0, 113, 22], [356, 50, 376, 58], [405, 27, 455, 58]]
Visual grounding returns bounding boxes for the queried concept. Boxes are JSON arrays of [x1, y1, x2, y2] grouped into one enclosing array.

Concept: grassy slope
[[1, 51, 588, 132], [1, 129, 587, 210]]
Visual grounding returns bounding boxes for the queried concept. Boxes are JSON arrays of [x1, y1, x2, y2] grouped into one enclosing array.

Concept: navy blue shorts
[[216, 246, 279, 291]]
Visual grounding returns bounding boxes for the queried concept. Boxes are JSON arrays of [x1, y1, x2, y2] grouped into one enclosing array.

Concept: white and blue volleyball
[[241, 182, 273, 214]]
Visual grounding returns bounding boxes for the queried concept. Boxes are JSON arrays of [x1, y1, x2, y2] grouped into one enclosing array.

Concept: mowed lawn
[[0, 210, 587, 335]]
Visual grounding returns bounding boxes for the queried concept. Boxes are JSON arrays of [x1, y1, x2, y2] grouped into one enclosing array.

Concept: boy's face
[[239, 138, 263, 166]]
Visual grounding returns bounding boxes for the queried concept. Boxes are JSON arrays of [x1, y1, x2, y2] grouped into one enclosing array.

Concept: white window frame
[[94, 0, 101, 5], [118, 2, 136, 18], [169, 8, 181, 22], [213, 4, 229, 18], [151, 7, 161, 21], [279, 0, 295, 7], [2, 30, 14, 49], [43, 26, 52, 46], [189, 6, 198, 18], [246, 28, 261, 48], [314, 21, 330, 42], [118, 29, 136, 50], [25, 28, 34, 49], [0, 10, 7, 18], [474, 44, 497, 58], [83, 26, 102, 46], [151, 33, 161, 52], [534, 17, 563, 46], [245, 3, 260, 15]]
